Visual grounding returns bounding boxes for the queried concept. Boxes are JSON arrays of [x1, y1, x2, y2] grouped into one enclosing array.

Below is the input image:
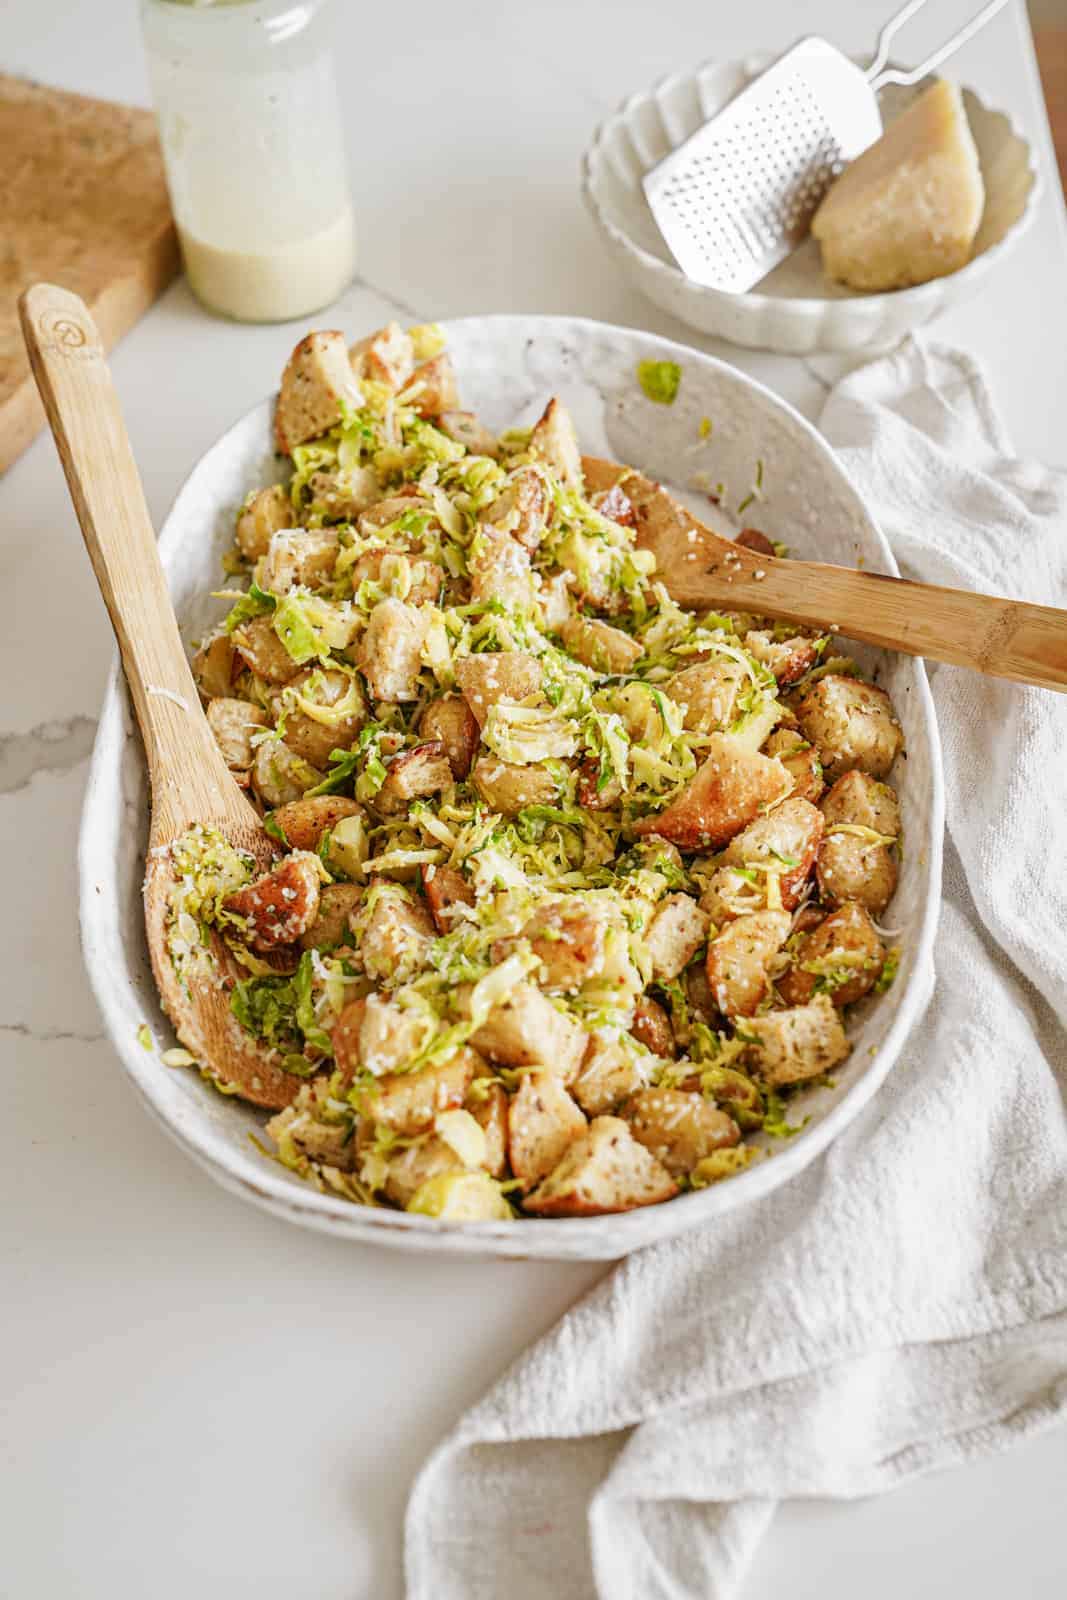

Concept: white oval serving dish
[[79, 315, 943, 1260], [582, 57, 1041, 355]]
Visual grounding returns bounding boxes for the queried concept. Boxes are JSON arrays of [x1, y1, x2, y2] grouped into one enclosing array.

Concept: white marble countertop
[[3, 2, 1065, 1595]]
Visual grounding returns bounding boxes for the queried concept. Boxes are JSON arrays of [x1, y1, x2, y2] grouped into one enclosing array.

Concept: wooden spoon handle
[[696, 546, 1067, 693], [602, 460, 1067, 693], [19, 282, 236, 815]]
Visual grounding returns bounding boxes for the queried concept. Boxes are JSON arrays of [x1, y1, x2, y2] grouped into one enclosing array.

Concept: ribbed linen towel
[[406, 341, 1067, 1599]]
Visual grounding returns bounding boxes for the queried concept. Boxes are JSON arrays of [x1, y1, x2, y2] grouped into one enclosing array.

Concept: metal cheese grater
[[643, 0, 1010, 292]]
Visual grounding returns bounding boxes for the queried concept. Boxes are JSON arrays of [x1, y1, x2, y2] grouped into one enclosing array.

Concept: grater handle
[[870, 0, 1011, 88], [865, 0, 932, 83]]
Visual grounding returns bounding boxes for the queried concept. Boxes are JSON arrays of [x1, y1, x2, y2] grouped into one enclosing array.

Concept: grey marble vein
[[0, 715, 97, 795], [1, 1021, 106, 1045]]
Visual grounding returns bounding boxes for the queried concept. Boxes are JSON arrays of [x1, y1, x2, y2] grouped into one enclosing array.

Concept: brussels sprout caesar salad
[[168, 321, 905, 1223]]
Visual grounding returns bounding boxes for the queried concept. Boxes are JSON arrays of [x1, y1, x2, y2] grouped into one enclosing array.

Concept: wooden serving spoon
[[583, 458, 1067, 693], [21, 283, 299, 1109]]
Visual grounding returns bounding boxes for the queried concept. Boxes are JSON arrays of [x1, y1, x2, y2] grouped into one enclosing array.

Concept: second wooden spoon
[[582, 458, 1067, 693]]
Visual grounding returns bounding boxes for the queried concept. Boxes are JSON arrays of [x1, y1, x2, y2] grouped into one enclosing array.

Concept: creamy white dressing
[[179, 208, 356, 322]]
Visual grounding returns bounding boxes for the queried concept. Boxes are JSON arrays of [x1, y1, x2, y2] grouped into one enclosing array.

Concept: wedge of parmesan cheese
[[811, 79, 984, 292]]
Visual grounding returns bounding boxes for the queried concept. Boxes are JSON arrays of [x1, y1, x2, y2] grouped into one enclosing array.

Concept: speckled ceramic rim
[[79, 314, 944, 1259], [581, 57, 1042, 328]]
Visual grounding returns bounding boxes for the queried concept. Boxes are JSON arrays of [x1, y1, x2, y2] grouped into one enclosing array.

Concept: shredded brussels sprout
[[170, 320, 905, 1222]]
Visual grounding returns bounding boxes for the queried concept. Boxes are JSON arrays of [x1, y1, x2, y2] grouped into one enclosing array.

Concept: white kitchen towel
[[405, 341, 1067, 1600]]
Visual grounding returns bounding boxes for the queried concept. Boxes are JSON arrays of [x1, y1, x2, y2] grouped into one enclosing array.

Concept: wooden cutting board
[[0, 75, 180, 474]]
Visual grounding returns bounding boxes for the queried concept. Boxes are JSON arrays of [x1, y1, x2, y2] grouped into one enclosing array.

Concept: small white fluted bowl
[[80, 316, 943, 1260], [582, 57, 1041, 355]]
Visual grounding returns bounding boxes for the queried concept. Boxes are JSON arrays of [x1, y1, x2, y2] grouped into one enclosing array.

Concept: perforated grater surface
[[643, 0, 1010, 293]]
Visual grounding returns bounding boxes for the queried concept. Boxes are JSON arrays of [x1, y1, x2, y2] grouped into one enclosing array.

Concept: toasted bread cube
[[274, 1102, 358, 1172], [360, 886, 434, 984], [455, 651, 541, 726], [620, 1088, 740, 1176], [507, 1070, 587, 1190], [706, 909, 792, 1017], [193, 633, 241, 701], [275, 330, 362, 454], [357, 992, 430, 1077], [683, 963, 717, 1037], [560, 615, 642, 674], [251, 740, 323, 808], [421, 864, 476, 932], [223, 852, 322, 951], [260, 527, 340, 594], [524, 1116, 677, 1215], [665, 658, 748, 734], [363, 1047, 480, 1136], [817, 769, 900, 915], [528, 397, 583, 490], [306, 467, 381, 522], [357, 491, 432, 533], [816, 834, 898, 918], [375, 741, 452, 817], [722, 796, 825, 909], [232, 615, 303, 685], [331, 996, 367, 1082], [795, 675, 903, 780], [406, 352, 459, 416], [644, 894, 710, 981], [377, 1135, 465, 1208], [763, 729, 825, 804], [480, 466, 547, 552], [472, 1082, 509, 1177], [496, 900, 607, 993], [576, 758, 623, 812], [777, 902, 886, 1008], [538, 572, 574, 632], [299, 882, 364, 951], [273, 667, 366, 768], [571, 1033, 650, 1117], [469, 529, 535, 611], [295, 1120, 359, 1172], [465, 981, 588, 1081], [358, 598, 429, 703], [578, 455, 625, 497], [744, 994, 850, 1086], [270, 794, 364, 852], [349, 321, 414, 390], [206, 697, 268, 770], [236, 485, 292, 561], [699, 864, 767, 928], [630, 995, 675, 1059], [436, 410, 499, 458], [471, 758, 558, 816], [590, 482, 637, 529], [348, 547, 443, 608], [419, 693, 480, 780], [744, 629, 819, 687], [821, 770, 901, 836], [635, 734, 791, 851]]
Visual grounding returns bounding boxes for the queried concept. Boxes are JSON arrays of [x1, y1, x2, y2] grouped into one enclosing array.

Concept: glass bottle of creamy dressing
[[140, 0, 356, 322]]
